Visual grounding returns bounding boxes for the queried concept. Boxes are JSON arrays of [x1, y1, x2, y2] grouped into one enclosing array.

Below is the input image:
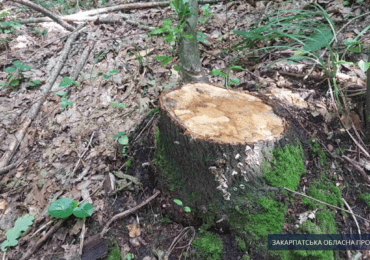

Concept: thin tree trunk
[[178, 0, 208, 83]]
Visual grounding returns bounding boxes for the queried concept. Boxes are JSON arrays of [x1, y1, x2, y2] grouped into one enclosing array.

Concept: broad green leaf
[[48, 198, 75, 218], [211, 69, 221, 76], [229, 66, 243, 70], [147, 80, 156, 86], [19, 64, 32, 71], [73, 202, 94, 218], [109, 69, 118, 74], [5, 67, 16, 73], [230, 78, 240, 85], [149, 28, 166, 35], [184, 206, 191, 212], [12, 60, 21, 67], [59, 77, 73, 88], [114, 132, 125, 139], [9, 79, 19, 86], [55, 91, 67, 97], [173, 199, 183, 206], [173, 65, 182, 72], [118, 103, 126, 108], [358, 60, 370, 72], [155, 56, 172, 66], [61, 98, 73, 108], [119, 135, 129, 145], [211, 69, 226, 78], [110, 102, 117, 107]]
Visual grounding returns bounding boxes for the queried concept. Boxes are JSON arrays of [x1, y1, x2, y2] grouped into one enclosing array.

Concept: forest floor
[[1, 0, 370, 259]]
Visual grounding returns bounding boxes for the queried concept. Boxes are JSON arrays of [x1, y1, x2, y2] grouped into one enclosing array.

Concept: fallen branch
[[100, 189, 160, 236], [342, 198, 361, 235], [20, 219, 66, 260], [0, 163, 16, 175], [0, 25, 86, 168], [164, 227, 195, 260], [284, 187, 370, 223], [342, 155, 370, 183], [11, 0, 75, 31], [19, 0, 223, 23]]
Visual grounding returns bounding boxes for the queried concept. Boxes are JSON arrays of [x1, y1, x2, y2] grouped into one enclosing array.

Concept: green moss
[[153, 125, 185, 191], [279, 213, 336, 260], [264, 143, 305, 190], [317, 210, 337, 234], [229, 197, 287, 239], [358, 192, 370, 206], [241, 255, 251, 260], [236, 236, 247, 251], [147, 107, 159, 116], [193, 232, 223, 260], [309, 138, 326, 164], [124, 159, 133, 168], [106, 245, 121, 260], [302, 181, 343, 210]]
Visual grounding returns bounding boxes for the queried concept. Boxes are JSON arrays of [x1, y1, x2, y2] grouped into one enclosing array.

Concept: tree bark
[[178, 0, 208, 83], [156, 82, 304, 212]]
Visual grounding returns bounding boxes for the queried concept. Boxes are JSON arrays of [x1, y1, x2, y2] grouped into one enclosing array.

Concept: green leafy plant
[[0, 60, 32, 88], [125, 253, 134, 260], [193, 231, 223, 260], [233, 3, 370, 114], [173, 199, 191, 212], [114, 132, 129, 156], [55, 77, 79, 108], [99, 68, 118, 80], [149, 0, 194, 67], [211, 65, 243, 88], [48, 198, 94, 219], [33, 28, 48, 36], [199, 4, 212, 23], [1, 214, 35, 252], [28, 79, 41, 89], [0, 10, 22, 34], [110, 102, 126, 108]]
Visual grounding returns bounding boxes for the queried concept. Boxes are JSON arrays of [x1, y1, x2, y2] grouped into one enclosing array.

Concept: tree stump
[[155, 82, 304, 213]]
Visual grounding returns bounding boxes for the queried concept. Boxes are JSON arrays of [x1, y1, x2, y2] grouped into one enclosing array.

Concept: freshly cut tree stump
[[156, 82, 303, 211]]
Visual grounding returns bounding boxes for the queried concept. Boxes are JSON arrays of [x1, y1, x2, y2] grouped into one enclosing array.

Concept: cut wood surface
[[160, 82, 287, 144], [157, 82, 301, 207]]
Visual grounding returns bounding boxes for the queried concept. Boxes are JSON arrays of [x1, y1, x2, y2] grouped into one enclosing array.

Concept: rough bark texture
[[178, 0, 208, 83], [155, 82, 305, 215]]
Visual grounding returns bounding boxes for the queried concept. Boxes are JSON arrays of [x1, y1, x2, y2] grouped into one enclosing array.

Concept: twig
[[134, 116, 155, 142], [30, 220, 53, 239], [100, 190, 160, 236], [79, 218, 86, 255], [0, 24, 86, 169], [342, 198, 361, 236], [68, 132, 95, 183], [345, 129, 370, 158], [0, 163, 16, 175], [20, 219, 66, 260], [11, 0, 75, 31], [283, 187, 370, 223], [342, 155, 370, 183], [164, 227, 195, 260]]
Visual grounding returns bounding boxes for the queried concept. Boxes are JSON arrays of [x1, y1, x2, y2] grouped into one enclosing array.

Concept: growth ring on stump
[[156, 82, 300, 210]]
